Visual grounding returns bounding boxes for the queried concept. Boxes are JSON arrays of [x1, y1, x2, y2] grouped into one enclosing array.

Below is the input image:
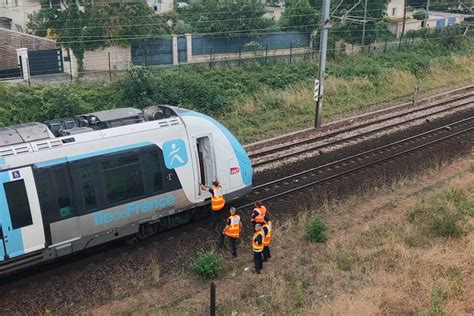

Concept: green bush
[[0, 33, 471, 130], [409, 189, 473, 238], [430, 288, 447, 316], [336, 250, 358, 271], [305, 214, 328, 243], [191, 250, 222, 278]]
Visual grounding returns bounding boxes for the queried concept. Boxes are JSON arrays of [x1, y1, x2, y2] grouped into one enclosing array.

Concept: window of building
[[4, 179, 33, 229], [79, 165, 98, 211], [102, 154, 144, 205], [392, 8, 397, 16]]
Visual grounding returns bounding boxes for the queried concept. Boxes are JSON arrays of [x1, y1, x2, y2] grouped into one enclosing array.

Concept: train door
[[195, 136, 216, 195], [0, 167, 45, 260]]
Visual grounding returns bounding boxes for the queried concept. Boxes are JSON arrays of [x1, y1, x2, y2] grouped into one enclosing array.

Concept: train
[[0, 105, 253, 276]]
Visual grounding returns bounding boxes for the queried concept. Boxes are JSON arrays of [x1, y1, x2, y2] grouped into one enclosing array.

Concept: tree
[[27, 0, 169, 70], [332, 0, 388, 45], [280, 0, 319, 32], [179, 0, 276, 36]]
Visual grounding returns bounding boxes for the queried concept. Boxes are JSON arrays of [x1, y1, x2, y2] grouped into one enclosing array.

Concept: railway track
[[250, 90, 473, 168], [239, 116, 473, 208], [1, 106, 472, 313]]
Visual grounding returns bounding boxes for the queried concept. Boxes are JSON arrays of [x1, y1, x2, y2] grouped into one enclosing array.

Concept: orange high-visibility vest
[[211, 185, 225, 211], [254, 206, 267, 223], [252, 229, 264, 252], [224, 215, 241, 238], [263, 221, 272, 246]]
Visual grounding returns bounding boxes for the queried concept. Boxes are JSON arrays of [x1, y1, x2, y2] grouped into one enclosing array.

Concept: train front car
[[176, 107, 253, 204], [0, 105, 252, 277]]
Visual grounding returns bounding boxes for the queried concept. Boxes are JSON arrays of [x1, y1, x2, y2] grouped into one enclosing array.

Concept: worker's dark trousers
[[254, 251, 263, 272], [219, 233, 237, 256], [263, 246, 271, 261], [209, 208, 220, 229]]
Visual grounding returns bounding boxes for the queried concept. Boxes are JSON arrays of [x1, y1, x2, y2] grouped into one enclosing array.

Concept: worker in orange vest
[[251, 201, 267, 227], [200, 180, 225, 211], [218, 207, 241, 257], [200, 180, 225, 228], [252, 223, 265, 274], [262, 215, 272, 262]]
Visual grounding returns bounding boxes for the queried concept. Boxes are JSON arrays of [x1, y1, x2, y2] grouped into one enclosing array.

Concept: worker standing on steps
[[200, 179, 225, 228], [218, 207, 242, 257], [262, 215, 272, 262], [252, 223, 265, 274], [251, 201, 267, 228]]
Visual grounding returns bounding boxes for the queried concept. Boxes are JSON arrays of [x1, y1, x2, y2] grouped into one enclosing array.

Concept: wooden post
[[210, 282, 216, 316]]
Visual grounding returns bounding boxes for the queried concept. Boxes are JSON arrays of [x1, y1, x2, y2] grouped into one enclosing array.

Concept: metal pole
[[210, 282, 216, 316], [289, 42, 292, 63], [108, 52, 112, 82], [265, 44, 268, 64], [314, 0, 330, 128], [238, 48, 241, 66], [68, 48, 73, 82], [209, 48, 212, 68], [399, 0, 407, 49], [361, 0, 368, 49], [423, 0, 430, 28]]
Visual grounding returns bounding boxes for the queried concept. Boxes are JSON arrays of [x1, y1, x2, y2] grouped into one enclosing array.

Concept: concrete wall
[[146, 0, 172, 13], [0, 27, 56, 68], [0, 0, 41, 32], [82, 46, 132, 72], [386, 0, 405, 19]]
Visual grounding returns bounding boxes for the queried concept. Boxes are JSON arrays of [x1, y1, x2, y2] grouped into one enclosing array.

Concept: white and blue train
[[0, 105, 252, 276]]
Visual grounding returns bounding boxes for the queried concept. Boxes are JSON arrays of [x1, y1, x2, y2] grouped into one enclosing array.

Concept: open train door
[[195, 136, 217, 197], [0, 167, 45, 260]]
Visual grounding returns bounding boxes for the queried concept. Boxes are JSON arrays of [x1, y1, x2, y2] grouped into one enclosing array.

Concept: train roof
[[0, 105, 189, 162]]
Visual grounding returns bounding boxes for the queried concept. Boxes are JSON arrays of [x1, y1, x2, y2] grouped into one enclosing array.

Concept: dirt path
[[90, 155, 473, 315]]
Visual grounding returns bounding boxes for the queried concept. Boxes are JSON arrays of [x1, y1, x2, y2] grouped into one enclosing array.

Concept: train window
[[4, 180, 33, 229], [54, 169, 72, 218], [102, 153, 144, 205], [79, 165, 98, 211], [151, 152, 164, 193]]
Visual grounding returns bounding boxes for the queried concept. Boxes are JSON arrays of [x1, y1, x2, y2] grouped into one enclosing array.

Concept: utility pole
[[399, 0, 407, 48], [361, 0, 368, 49], [423, 0, 430, 27], [314, 0, 331, 128]]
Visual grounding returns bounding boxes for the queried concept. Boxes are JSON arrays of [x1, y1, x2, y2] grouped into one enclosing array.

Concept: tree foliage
[[281, 0, 319, 32], [27, 0, 169, 69], [178, 0, 276, 35]]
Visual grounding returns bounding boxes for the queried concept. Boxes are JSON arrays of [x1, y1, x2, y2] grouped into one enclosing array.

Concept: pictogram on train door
[[0, 167, 45, 260]]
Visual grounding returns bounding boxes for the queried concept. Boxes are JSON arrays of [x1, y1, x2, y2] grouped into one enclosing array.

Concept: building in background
[[384, 0, 472, 38], [0, 0, 40, 32]]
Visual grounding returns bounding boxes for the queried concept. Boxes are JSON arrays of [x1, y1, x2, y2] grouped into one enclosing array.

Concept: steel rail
[[250, 91, 473, 160], [238, 118, 473, 209], [252, 97, 473, 167]]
